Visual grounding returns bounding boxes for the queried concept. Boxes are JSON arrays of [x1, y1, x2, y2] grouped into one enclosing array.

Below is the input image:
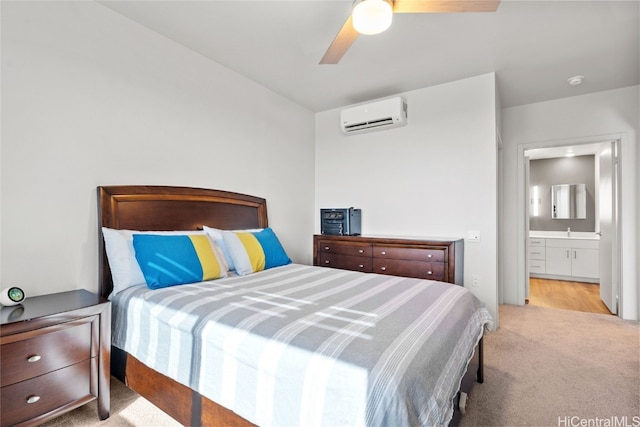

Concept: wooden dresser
[[313, 235, 464, 285], [0, 290, 110, 427]]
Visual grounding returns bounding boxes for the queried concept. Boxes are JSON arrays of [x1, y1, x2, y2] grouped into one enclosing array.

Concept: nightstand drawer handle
[[324, 246, 330, 251], [27, 355, 41, 363], [358, 249, 364, 253], [26, 395, 40, 404], [324, 260, 330, 264], [427, 271, 433, 275], [380, 266, 386, 271], [380, 251, 386, 255], [359, 264, 364, 268], [428, 254, 432, 258]]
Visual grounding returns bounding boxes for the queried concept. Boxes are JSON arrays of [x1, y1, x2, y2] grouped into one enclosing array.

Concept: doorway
[[522, 139, 621, 316], [528, 277, 612, 315]]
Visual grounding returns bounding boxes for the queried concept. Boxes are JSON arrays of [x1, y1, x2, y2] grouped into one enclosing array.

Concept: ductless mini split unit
[[340, 97, 408, 135]]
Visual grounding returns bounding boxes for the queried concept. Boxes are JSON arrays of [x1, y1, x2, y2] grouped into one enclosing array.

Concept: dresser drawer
[[319, 253, 372, 272], [317, 240, 372, 257], [1, 359, 94, 427], [314, 235, 463, 285], [1, 319, 93, 387], [373, 259, 445, 281], [373, 246, 445, 263]]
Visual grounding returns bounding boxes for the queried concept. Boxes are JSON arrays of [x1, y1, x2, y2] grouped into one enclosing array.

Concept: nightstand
[[0, 289, 110, 427]]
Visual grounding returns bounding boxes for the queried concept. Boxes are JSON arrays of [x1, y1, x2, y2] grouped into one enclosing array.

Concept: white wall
[[315, 73, 499, 325], [501, 86, 639, 320], [0, 1, 316, 297]]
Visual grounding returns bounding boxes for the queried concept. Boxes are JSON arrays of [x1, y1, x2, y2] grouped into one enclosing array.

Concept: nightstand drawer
[[319, 253, 372, 272], [317, 240, 372, 257], [1, 318, 93, 387], [1, 359, 94, 427], [373, 259, 445, 281], [373, 246, 445, 263]]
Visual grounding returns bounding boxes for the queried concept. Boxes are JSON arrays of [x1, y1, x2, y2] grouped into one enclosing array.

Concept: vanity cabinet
[[532, 238, 599, 281], [528, 238, 546, 274]]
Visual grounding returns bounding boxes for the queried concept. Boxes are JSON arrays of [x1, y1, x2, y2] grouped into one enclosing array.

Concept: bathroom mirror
[[551, 184, 586, 219]]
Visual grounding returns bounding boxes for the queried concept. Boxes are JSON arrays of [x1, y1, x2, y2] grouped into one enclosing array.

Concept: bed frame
[[98, 185, 482, 426]]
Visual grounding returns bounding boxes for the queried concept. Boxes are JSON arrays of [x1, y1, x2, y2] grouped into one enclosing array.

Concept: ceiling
[[99, 1, 639, 113]]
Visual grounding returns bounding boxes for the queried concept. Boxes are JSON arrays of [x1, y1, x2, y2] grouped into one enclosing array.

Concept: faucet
[[567, 227, 571, 237]]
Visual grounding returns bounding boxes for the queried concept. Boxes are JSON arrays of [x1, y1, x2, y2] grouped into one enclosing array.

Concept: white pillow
[[101, 227, 207, 298], [202, 225, 263, 271], [221, 228, 291, 276]]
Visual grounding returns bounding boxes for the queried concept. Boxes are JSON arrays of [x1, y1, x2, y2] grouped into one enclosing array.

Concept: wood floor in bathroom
[[528, 278, 612, 315]]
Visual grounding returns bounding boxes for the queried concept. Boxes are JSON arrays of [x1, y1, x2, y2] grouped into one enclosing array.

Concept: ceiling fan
[[320, 0, 501, 64]]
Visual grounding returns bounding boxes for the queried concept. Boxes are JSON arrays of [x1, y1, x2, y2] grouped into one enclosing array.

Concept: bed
[[98, 185, 492, 427]]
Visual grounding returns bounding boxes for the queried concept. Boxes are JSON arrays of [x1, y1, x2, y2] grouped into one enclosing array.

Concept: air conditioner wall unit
[[340, 97, 408, 135]]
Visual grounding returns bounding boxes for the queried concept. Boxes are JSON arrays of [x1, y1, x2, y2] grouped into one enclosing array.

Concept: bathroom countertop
[[529, 231, 600, 240]]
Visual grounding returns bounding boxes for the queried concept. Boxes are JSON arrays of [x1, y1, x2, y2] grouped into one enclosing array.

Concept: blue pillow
[[133, 234, 227, 289], [222, 228, 291, 276]]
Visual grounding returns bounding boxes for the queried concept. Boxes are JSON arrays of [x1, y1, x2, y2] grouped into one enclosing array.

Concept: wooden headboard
[[97, 185, 268, 299]]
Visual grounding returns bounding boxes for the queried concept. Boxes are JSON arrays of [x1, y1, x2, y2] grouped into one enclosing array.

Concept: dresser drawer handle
[[428, 254, 432, 258], [324, 246, 330, 251], [324, 260, 330, 264], [359, 264, 365, 268], [358, 249, 364, 253], [380, 266, 386, 271], [26, 395, 40, 404], [427, 271, 433, 275], [380, 251, 386, 255], [27, 355, 42, 363]]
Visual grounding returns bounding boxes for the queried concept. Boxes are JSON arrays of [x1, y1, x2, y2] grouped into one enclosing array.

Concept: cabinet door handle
[[566, 250, 570, 258], [427, 271, 433, 275], [359, 264, 365, 268], [27, 355, 41, 363], [574, 250, 577, 259], [324, 246, 330, 251], [380, 266, 386, 271], [324, 260, 330, 264], [26, 395, 40, 404], [358, 249, 364, 254]]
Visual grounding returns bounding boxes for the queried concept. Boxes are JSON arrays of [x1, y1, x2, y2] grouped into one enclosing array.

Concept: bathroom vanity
[[528, 232, 599, 283]]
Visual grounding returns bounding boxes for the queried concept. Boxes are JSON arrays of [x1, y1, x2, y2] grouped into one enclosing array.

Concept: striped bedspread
[[111, 264, 493, 427]]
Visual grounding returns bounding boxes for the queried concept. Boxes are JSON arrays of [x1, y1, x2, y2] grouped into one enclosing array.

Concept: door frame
[[516, 134, 622, 315]]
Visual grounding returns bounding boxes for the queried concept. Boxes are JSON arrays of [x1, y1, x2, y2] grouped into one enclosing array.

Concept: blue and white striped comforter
[[111, 264, 492, 427]]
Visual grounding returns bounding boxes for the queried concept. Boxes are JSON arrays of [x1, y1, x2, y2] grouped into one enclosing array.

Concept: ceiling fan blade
[[319, 15, 360, 64], [393, 0, 500, 13]]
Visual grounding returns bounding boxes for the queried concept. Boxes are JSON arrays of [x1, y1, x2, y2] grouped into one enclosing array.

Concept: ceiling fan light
[[352, 0, 393, 35]]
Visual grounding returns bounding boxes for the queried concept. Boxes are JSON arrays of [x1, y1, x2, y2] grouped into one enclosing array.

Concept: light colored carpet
[[40, 375, 179, 427], [460, 304, 640, 426], [41, 304, 639, 427]]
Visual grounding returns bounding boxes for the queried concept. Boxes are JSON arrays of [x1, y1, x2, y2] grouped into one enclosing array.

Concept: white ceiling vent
[[340, 97, 408, 135]]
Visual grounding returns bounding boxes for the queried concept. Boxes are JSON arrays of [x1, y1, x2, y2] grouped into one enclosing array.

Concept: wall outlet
[[467, 230, 481, 242], [472, 274, 479, 287]]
